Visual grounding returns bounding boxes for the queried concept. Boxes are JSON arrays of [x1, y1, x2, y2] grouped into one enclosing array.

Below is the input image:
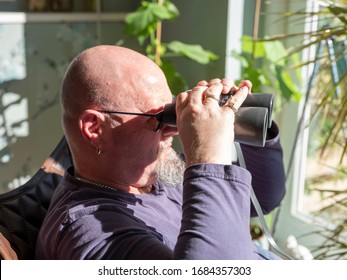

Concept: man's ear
[[79, 110, 105, 143]]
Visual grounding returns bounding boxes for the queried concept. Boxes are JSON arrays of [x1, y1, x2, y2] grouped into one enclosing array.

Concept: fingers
[[221, 78, 238, 93], [197, 78, 249, 95], [203, 83, 223, 105], [197, 78, 237, 93], [177, 83, 223, 109], [175, 86, 206, 115], [238, 80, 252, 91], [196, 80, 208, 87], [189, 86, 207, 105], [223, 85, 249, 113], [179, 78, 252, 113]]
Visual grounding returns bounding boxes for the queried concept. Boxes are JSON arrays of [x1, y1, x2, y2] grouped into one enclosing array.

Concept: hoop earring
[[96, 148, 102, 155]]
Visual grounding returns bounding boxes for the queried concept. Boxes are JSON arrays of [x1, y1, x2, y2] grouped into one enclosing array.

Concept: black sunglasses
[[96, 109, 165, 132], [96, 103, 176, 132]]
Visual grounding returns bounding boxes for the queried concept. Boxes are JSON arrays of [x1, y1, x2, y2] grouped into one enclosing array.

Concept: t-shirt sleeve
[[174, 164, 258, 259]]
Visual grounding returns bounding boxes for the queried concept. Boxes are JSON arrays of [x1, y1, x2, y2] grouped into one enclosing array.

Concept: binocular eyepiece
[[161, 93, 274, 147]]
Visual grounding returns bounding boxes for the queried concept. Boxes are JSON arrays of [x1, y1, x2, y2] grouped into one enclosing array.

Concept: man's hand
[[176, 78, 251, 166]]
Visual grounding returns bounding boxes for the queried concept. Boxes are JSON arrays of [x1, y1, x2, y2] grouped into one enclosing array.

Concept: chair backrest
[[0, 136, 72, 259]]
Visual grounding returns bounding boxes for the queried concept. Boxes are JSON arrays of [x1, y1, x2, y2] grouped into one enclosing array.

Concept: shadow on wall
[[0, 22, 97, 194]]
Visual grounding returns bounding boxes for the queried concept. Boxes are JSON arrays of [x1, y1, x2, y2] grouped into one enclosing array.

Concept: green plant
[[260, 0, 347, 160], [256, 0, 347, 259], [232, 35, 302, 111], [124, 0, 218, 95]]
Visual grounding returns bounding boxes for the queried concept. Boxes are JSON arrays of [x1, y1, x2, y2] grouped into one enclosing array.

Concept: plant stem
[[253, 0, 261, 40], [251, 0, 262, 59], [155, 0, 164, 65]]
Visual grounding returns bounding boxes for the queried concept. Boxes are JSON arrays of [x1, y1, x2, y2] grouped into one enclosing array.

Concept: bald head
[[61, 45, 172, 135], [61, 45, 169, 117]]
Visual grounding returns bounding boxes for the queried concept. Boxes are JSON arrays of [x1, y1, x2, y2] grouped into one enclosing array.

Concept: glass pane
[[301, 11, 347, 224], [303, 113, 347, 220], [0, 20, 125, 194]]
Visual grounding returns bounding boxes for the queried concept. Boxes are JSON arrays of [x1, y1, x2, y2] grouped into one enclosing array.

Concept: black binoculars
[[160, 93, 274, 147]]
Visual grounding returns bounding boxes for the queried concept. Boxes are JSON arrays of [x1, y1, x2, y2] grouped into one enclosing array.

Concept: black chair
[[0, 136, 72, 259]]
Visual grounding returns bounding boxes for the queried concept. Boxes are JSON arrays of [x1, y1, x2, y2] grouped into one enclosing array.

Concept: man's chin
[[156, 148, 185, 188]]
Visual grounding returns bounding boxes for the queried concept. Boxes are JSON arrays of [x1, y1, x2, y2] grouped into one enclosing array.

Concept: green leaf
[[276, 65, 301, 101], [125, 1, 179, 40], [241, 35, 266, 58], [263, 40, 288, 65], [125, 7, 154, 37], [166, 41, 218, 64], [161, 1, 180, 19], [328, 5, 347, 25], [231, 50, 250, 69], [160, 60, 188, 95]]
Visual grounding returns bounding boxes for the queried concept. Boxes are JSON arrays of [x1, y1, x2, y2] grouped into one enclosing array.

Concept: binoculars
[[161, 92, 274, 147]]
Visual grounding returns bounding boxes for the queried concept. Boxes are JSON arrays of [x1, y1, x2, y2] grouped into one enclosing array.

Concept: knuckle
[[192, 85, 207, 92], [209, 78, 221, 84]]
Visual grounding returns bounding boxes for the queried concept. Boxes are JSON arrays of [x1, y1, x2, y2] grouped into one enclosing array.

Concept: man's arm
[[174, 163, 257, 259]]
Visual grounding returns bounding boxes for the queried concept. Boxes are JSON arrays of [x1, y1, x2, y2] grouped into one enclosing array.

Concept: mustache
[[159, 138, 173, 151]]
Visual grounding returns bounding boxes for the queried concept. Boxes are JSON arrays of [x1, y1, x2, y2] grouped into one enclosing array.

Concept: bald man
[[36, 45, 285, 259]]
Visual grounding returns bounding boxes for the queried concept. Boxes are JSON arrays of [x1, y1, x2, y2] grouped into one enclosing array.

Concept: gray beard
[[156, 147, 186, 188]]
